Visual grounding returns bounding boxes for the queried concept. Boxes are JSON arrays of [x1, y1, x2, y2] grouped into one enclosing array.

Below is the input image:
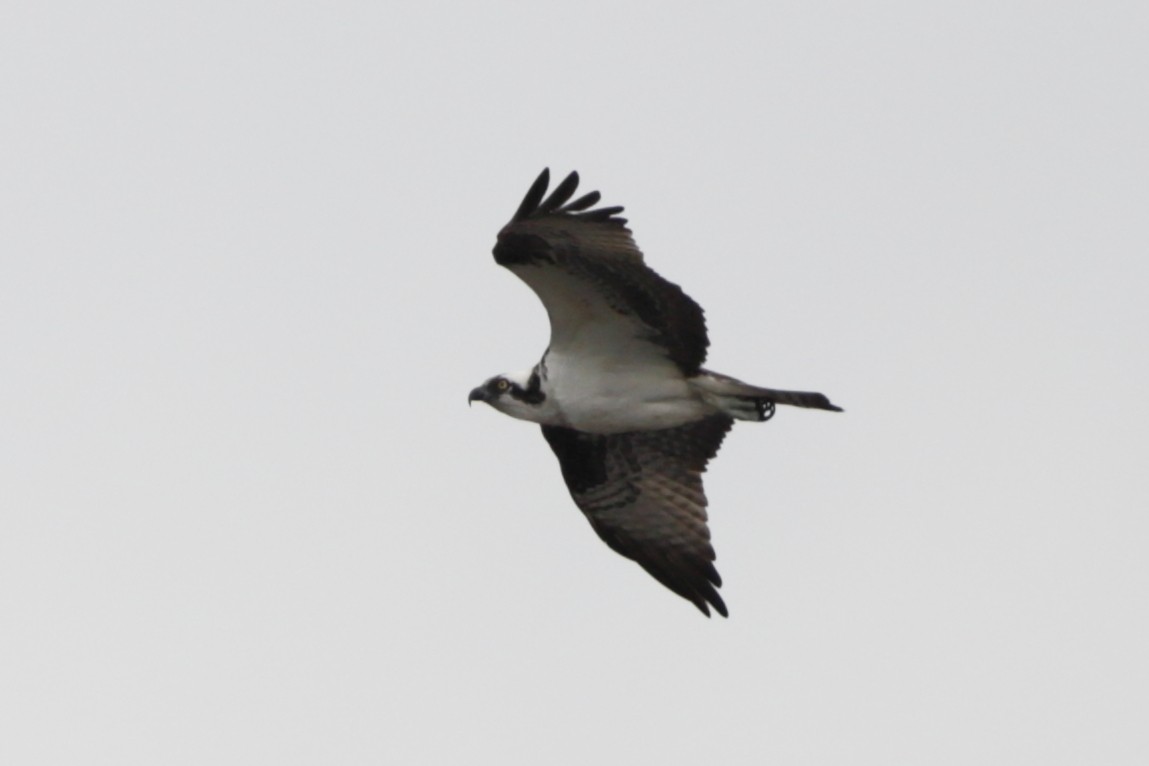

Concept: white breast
[[544, 347, 712, 433]]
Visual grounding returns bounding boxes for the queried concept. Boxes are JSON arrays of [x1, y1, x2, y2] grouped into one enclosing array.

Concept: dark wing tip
[[511, 168, 550, 222], [686, 567, 729, 618], [577, 205, 626, 224], [539, 170, 580, 213], [685, 575, 728, 618], [507, 169, 627, 226], [638, 549, 729, 618], [563, 190, 600, 211]]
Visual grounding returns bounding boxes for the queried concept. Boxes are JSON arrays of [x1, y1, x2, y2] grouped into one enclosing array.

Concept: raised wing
[[541, 415, 734, 617], [493, 169, 709, 376]]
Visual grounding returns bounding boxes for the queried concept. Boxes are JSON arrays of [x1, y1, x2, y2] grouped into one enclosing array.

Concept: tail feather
[[749, 387, 842, 412], [690, 370, 843, 421]]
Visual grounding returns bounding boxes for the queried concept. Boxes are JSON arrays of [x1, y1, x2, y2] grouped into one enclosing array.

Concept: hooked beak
[[468, 387, 487, 406]]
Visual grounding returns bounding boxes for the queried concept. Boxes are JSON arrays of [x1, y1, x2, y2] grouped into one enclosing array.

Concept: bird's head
[[468, 370, 550, 423]]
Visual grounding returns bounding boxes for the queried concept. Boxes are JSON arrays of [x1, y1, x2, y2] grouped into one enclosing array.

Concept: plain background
[[2, 2, 1146, 763]]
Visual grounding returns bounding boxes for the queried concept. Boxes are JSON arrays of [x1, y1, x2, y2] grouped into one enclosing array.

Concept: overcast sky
[[2, 2, 1146, 764]]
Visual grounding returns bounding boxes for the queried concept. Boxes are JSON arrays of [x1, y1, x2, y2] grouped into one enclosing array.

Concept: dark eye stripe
[[508, 375, 546, 405]]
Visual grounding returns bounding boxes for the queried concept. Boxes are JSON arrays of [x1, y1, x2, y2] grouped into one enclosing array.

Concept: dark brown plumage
[[494, 168, 710, 376], [542, 416, 733, 617], [473, 169, 841, 617]]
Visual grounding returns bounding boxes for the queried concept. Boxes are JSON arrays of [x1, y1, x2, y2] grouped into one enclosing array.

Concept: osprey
[[469, 169, 841, 617]]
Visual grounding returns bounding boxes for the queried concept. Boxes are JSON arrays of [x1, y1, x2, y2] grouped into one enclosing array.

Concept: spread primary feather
[[470, 169, 841, 617]]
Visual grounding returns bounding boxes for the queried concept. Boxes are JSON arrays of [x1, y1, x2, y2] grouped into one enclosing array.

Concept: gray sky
[[3, 2, 1146, 763]]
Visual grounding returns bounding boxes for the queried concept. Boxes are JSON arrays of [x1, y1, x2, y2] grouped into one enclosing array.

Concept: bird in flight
[[469, 169, 841, 617]]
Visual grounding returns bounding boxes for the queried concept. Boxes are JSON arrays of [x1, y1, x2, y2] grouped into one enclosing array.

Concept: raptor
[[469, 169, 841, 617]]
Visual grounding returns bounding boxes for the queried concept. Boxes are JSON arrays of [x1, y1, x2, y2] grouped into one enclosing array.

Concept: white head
[[468, 368, 560, 425]]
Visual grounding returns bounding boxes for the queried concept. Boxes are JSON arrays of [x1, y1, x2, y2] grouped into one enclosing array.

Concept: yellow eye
[[496, 379, 510, 392]]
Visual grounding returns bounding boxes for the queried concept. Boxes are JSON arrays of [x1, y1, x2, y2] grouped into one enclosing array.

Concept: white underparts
[[486, 361, 784, 433]]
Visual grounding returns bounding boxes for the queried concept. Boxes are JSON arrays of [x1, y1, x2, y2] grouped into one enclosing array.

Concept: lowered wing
[[541, 415, 734, 617]]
